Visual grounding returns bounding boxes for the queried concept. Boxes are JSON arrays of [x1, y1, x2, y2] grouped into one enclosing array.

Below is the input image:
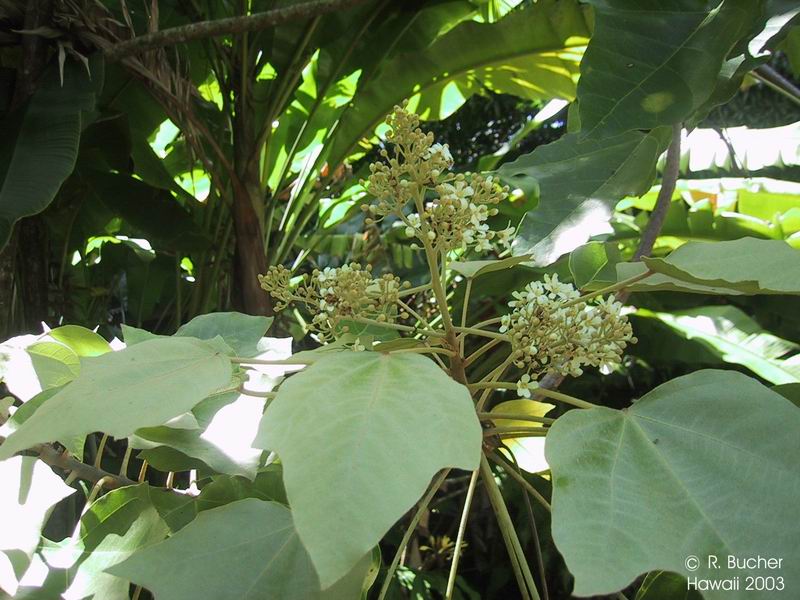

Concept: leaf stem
[[237, 386, 277, 398], [464, 338, 502, 368], [453, 326, 509, 341], [488, 452, 551, 512], [445, 469, 478, 600], [348, 316, 447, 338], [479, 412, 555, 425], [483, 427, 548, 437], [480, 454, 540, 600], [562, 270, 654, 308], [470, 383, 597, 409], [377, 470, 449, 600]]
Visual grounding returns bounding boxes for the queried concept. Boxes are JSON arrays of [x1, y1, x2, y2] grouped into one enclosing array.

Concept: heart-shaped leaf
[[255, 351, 481, 587]]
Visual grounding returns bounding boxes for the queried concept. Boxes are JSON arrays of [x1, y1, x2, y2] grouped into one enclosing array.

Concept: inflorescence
[[500, 275, 635, 396], [258, 263, 404, 341], [362, 104, 514, 254], [258, 104, 636, 383]]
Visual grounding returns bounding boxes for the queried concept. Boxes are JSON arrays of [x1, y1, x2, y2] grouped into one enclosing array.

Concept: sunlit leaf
[[109, 499, 374, 599], [255, 351, 481, 587], [546, 370, 800, 598], [0, 457, 74, 596], [0, 338, 232, 460]]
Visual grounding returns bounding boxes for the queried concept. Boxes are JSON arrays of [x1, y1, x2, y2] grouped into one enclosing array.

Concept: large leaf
[[176, 312, 274, 357], [0, 456, 75, 596], [327, 0, 590, 167], [637, 306, 800, 384], [503, 129, 669, 266], [0, 60, 97, 247], [131, 393, 266, 479], [576, 0, 758, 139], [0, 338, 232, 460], [254, 351, 481, 587], [643, 237, 800, 294], [546, 369, 800, 598], [15, 484, 169, 599], [109, 498, 374, 600]]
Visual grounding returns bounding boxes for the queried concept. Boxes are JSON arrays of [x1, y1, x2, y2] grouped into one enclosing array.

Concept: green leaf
[[131, 393, 267, 479], [328, 0, 590, 167], [576, 0, 757, 138], [607, 262, 751, 295], [635, 571, 702, 600], [0, 60, 97, 248], [2, 387, 85, 458], [569, 242, 615, 288], [449, 255, 532, 279], [109, 498, 374, 599], [17, 484, 169, 599], [120, 324, 162, 346], [48, 325, 111, 357], [545, 369, 800, 598], [0, 338, 232, 460], [0, 456, 74, 596], [26, 341, 80, 390], [642, 238, 800, 294], [503, 129, 669, 266], [176, 312, 274, 357], [255, 352, 481, 587], [637, 306, 800, 384]]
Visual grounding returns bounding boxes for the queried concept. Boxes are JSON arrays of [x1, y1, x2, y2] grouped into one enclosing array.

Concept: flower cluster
[[499, 275, 635, 394], [258, 263, 404, 341], [362, 103, 514, 254]]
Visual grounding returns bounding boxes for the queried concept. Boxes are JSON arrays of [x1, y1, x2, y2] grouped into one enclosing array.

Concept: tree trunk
[[230, 48, 272, 316]]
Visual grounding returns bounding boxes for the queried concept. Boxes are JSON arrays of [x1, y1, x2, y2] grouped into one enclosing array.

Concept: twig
[[105, 0, 368, 61], [34, 443, 136, 489], [488, 452, 551, 512], [445, 470, 478, 599], [377, 470, 449, 600], [633, 124, 683, 261], [753, 65, 800, 107]]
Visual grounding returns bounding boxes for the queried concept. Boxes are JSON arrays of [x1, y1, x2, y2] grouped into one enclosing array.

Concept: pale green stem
[[445, 470, 479, 600], [488, 452, 551, 512], [459, 278, 473, 355], [349, 316, 447, 338], [469, 383, 597, 410], [464, 338, 502, 367], [119, 445, 133, 477], [478, 412, 555, 425], [230, 357, 309, 365], [398, 283, 432, 298], [237, 386, 277, 398], [483, 427, 548, 437], [454, 326, 509, 341], [377, 470, 449, 600], [390, 347, 456, 358], [93, 434, 108, 469], [396, 298, 430, 328], [562, 270, 654, 309], [480, 455, 540, 600], [475, 355, 515, 412]]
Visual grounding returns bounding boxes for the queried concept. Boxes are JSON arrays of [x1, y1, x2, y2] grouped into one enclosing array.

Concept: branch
[[104, 0, 369, 62], [753, 65, 800, 107], [632, 123, 683, 261], [35, 443, 136, 489]]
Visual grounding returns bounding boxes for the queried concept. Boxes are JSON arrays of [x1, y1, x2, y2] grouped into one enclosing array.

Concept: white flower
[[516, 374, 538, 398], [352, 338, 366, 352]]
